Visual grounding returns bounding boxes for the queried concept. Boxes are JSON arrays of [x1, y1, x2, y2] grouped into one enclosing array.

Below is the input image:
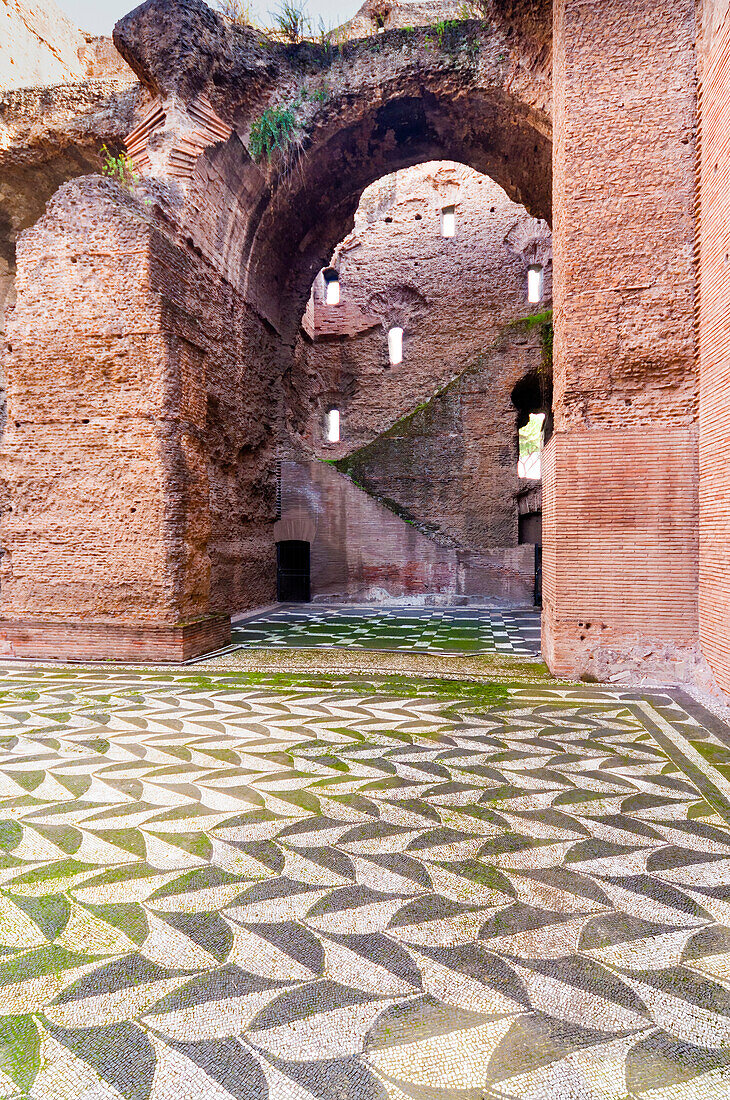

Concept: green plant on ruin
[[425, 18, 462, 50], [311, 82, 330, 103], [269, 0, 311, 42], [331, 309, 554, 530], [315, 16, 344, 58], [214, 0, 258, 25], [248, 103, 299, 162], [99, 145, 139, 190], [511, 308, 553, 377], [249, 73, 333, 163]]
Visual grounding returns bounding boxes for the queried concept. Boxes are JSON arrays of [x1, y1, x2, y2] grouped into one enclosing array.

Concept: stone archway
[[0, 0, 708, 696], [112, 0, 552, 335], [0, 0, 553, 660]]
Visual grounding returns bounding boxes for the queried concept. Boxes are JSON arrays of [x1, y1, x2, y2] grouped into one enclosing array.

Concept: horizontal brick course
[[0, 614, 231, 662], [542, 429, 699, 677], [698, 0, 730, 693]]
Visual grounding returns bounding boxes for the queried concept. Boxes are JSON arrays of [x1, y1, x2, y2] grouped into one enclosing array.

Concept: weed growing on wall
[[99, 145, 139, 190], [249, 105, 299, 161], [215, 0, 258, 24], [270, 0, 311, 41], [425, 18, 463, 50], [513, 308, 553, 377], [511, 308, 553, 408], [249, 75, 332, 163]]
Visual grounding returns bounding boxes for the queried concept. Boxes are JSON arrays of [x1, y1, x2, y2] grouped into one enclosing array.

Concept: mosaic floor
[[231, 607, 542, 657], [2, 668, 730, 1098]]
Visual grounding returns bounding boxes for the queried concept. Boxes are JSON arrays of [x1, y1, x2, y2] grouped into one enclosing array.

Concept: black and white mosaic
[[0, 669, 729, 1097], [231, 606, 543, 657]]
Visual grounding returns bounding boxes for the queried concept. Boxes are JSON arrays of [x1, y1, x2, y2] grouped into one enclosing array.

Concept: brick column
[[0, 177, 229, 660], [545, 0, 699, 680], [698, 0, 730, 694]]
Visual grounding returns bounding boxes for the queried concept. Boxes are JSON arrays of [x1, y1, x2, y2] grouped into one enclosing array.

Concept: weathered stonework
[[1, 174, 281, 655], [0, 81, 139, 332], [698, 0, 730, 696], [0, 1, 137, 359], [543, 0, 703, 688], [4, 0, 730, 696], [296, 162, 551, 460], [1, 0, 87, 89], [0, 0, 553, 658], [279, 161, 550, 605], [282, 458, 535, 603]]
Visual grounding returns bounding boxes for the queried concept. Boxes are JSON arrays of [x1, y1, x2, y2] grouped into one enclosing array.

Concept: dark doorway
[[277, 540, 311, 602], [534, 545, 542, 608]]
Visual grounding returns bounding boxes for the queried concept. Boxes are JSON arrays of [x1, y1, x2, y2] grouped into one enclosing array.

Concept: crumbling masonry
[[1, 0, 730, 700]]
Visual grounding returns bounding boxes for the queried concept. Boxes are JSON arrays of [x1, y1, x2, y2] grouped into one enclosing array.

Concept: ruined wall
[[0, 80, 138, 326], [0, 0, 134, 90], [0, 0, 556, 657], [0, 0, 86, 89], [297, 163, 551, 455], [293, 163, 549, 573], [336, 325, 546, 551], [282, 459, 535, 604], [545, 0, 700, 685], [0, 5, 137, 449], [698, 0, 730, 694], [0, 174, 279, 659]]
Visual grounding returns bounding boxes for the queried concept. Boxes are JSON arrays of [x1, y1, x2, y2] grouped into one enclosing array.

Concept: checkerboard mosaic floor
[[231, 607, 542, 657], [2, 667, 730, 1098]]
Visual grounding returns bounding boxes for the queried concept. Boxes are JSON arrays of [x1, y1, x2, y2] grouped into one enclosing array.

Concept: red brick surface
[[1, 175, 278, 652], [698, 0, 730, 693], [542, 430, 698, 677], [545, 0, 700, 680], [0, 615, 231, 662]]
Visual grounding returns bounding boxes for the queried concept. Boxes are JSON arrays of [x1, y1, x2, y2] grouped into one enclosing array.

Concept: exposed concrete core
[[111, 0, 552, 338], [0, 3, 138, 366]]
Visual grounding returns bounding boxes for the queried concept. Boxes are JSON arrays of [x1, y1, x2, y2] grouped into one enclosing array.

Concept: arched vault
[[114, 0, 551, 335]]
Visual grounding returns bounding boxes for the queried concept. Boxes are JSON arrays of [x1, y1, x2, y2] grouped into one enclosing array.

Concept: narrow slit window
[[326, 409, 340, 443], [441, 205, 456, 238], [518, 412, 545, 479], [323, 268, 340, 305], [527, 264, 543, 304], [388, 326, 403, 365]]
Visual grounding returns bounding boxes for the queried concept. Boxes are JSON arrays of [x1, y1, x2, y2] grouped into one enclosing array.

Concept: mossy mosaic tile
[[0, 668, 728, 1097], [231, 606, 542, 658]]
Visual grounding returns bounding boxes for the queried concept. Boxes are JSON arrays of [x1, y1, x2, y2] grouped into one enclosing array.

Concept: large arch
[[0, 0, 556, 660], [113, 0, 552, 335], [0, 0, 708, 695]]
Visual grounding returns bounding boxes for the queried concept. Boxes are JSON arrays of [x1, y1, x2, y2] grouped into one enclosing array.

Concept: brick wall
[[336, 326, 545, 551], [0, 174, 279, 659], [298, 164, 551, 456], [698, 0, 730, 693], [295, 163, 551, 563], [281, 459, 535, 605], [545, 0, 700, 681], [542, 429, 699, 674], [545, 0, 699, 682]]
